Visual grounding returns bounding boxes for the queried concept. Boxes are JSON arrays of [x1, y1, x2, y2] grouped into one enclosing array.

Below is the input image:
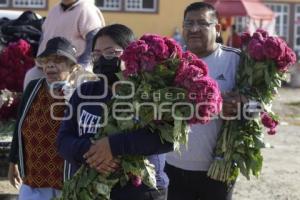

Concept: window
[[125, 0, 157, 12], [95, 0, 121, 11], [234, 17, 248, 32], [95, 0, 158, 13], [294, 4, 300, 54], [0, 0, 8, 7], [266, 3, 289, 41], [13, 0, 46, 8]]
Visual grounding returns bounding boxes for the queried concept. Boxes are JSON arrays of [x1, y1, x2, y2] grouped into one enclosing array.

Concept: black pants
[[111, 184, 167, 200], [165, 163, 234, 200]]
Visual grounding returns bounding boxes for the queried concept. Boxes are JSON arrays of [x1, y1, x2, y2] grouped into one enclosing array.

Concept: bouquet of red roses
[[0, 39, 34, 138], [208, 29, 296, 183], [0, 39, 34, 92], [59, 34, 222, 200]]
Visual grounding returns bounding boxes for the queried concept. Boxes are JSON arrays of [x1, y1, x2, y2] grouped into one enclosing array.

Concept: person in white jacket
[[23, 0, 105, 90]]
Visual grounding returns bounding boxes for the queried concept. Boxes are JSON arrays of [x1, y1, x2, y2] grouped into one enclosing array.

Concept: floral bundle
[[59, 34, 222, 200], [208, 29, 296, 183], [0, 39, 34, 136], [0, 39, 34, 92], [0, 89, 21, 121], [0, 89, 21, 139]]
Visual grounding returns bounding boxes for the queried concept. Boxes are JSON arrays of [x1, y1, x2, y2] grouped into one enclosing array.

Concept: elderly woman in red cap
[[7, 37, 92, 200]]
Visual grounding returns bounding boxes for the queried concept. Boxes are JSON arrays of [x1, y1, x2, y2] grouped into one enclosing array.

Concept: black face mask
[[93, 56, 121, 85]]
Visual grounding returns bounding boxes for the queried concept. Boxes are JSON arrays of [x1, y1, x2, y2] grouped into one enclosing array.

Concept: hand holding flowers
[[208, 29, 296, 183], [84, 137, 119, 174]]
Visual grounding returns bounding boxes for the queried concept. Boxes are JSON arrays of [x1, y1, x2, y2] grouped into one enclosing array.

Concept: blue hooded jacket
[[57, 80, 173, 196]]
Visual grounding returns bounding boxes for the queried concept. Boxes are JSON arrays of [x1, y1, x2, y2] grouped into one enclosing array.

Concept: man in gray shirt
[[165, 2, 245, 200]]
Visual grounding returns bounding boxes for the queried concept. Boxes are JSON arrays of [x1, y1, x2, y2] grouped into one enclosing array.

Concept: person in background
[[57, 24, 171, 200], [23, 0, 105, 90], [216, 34, 224, 44], [8, 37, 82, 200], [172, 27, 185, 47], [165, 2, 246, 200], [227, 25, 242, 48]]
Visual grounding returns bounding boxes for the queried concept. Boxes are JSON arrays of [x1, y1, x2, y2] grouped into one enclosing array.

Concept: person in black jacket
[[8, 37, 81, 200], [57, 24, 173, 200]]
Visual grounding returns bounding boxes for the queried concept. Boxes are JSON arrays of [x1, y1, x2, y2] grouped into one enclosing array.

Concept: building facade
[[234, 0, 300, 54], [0, 0, 195, 37], [93, 0, 196, 37], [1, 0, 299, 53], [0, 0, 57, 16]]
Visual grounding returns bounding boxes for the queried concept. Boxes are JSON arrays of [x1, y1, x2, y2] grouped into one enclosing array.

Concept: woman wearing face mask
[[7, 37, 81, 200], [91, 25, 131, 85], [57, 24, 173, 200]]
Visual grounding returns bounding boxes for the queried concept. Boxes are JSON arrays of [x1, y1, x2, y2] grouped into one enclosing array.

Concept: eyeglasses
[[92, 48, 123, 62], [36, 55, 68, 65], [183, 20, 216, 30]]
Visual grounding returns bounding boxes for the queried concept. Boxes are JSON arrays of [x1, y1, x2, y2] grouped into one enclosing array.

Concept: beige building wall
[[13, 0, 300, 46], [35, 0, 96, 16], [101, 0, 196, 37], [38, 0, 59, 16]]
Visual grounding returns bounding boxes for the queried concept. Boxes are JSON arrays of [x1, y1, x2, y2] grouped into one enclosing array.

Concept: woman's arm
[[58, 80, 110, 165], [84, 127, 174, 173], [77, 28, 99, 68], [84, 127, 174, 165], [108, 128, 174, 156]]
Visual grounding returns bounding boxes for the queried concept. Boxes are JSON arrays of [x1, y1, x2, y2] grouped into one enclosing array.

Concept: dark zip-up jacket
[[9, 78, 51, 177]]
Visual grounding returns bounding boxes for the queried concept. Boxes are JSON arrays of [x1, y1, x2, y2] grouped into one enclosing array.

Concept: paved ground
[[233, 88, 300, 200]]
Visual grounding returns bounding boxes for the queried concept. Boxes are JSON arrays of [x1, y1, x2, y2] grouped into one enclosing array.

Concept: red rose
[[248, 39, 265, 61], [127, 173, 142, 187], [252, 32, 264, 42], [268, 128, 276, 135], [256, 29, 269, 38], [263, 37, 286, 60], [164, 37, 183, 58], [240, 32, 251, 45], [276, 47, 297, 72], [261, 112, 278, 135], [0, 39, 34, 92]]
